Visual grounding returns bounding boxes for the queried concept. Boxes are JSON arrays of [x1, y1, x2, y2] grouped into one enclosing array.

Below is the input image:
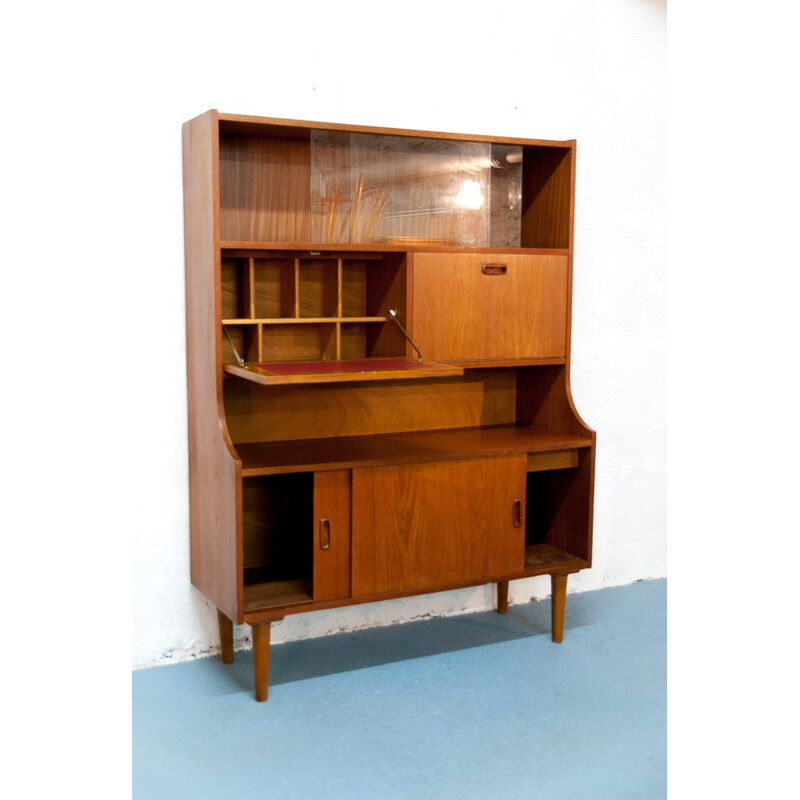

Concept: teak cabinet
[[182, 110, 595, 701]]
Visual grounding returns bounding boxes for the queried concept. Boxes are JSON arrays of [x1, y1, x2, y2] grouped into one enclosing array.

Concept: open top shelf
[[235, 424, 593, 476], [217, 117, 574, 250]]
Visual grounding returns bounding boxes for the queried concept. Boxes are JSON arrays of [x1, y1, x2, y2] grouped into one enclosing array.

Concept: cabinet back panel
[[261, 324, 337, 362], [221, 325, 252, 363], [220, 259, 241, 319], [242, 474, 313, 577], [341, 261, 367, 317], [224, 369, 517, 443], [298, 260, 338, 318], [340, 323, 367, 359], [521, 147, 573, 249], [220, 136, 311, 242], [255, 259, 296, 318]]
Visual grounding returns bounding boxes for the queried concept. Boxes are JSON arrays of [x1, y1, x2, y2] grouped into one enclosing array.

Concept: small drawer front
[[410, 253, 568, 361]]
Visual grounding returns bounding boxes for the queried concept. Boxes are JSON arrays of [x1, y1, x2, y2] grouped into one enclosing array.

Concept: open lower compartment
[[242, 472, 314, 612], [524, 447, 593, 574]]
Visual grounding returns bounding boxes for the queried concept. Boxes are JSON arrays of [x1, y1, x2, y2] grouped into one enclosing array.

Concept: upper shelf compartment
[[217, 116, 574, 250]]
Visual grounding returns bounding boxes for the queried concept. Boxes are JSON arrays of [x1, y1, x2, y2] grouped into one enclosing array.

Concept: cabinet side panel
[[184, 112, 241, 622], [516, 365, 593, 437]]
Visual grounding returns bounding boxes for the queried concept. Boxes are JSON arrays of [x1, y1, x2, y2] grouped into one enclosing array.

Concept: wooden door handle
[[482, 263, 507, 275], [512, 499, 522, 528], [319, 518, 331, 550]]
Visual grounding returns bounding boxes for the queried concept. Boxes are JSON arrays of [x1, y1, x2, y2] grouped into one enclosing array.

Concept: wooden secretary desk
[[182, 110, 595, 701]]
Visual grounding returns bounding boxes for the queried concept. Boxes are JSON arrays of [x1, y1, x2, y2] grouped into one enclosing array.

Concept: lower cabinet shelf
[[524, 543, 588, 574], [241, 546, 588, 619], [243, 577, 313, 613], [235, 424, 592, 477]]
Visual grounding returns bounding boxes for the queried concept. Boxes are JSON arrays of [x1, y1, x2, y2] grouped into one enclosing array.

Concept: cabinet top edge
[[186, 109, 575, 149]]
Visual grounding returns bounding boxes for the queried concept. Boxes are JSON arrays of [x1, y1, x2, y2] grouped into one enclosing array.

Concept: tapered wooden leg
[[551, 574, 568, 643], [496, 580, 509, 614], [217, 609, 234, 664], [252, 622, 271, 702]]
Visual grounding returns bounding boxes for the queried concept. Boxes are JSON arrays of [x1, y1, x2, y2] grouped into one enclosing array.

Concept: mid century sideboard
[[182, 110, 595, 701]]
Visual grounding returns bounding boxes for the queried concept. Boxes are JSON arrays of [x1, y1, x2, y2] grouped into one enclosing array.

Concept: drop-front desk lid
[[223, 358, 464, 386]]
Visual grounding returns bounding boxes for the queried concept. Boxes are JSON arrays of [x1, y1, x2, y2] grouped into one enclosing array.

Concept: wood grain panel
[[259, 322, 337, 362], [521, 145, 574, 249], [410, 253, 568, 361], [236, 425, 592, 476], [516, 365, 595, 438], [224, 369, 518, 443], [183, 110, 242, 622], [526, 449, 579, 472], [253, 257, 295, 318], [313, 470, 351, 601], [525, 447, 593, 563], [351, 456, 526, 596], [219, 135, 311, 242]]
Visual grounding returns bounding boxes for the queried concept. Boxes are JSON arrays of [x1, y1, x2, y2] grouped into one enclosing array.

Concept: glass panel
[[489, 144, 523, 248], [310, 132, 521, 247], [349, 134, 490, 246]]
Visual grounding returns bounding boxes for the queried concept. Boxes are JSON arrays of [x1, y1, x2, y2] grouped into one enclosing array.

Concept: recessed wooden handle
[[319, 518, 331, 550], [482, 263, 507, 275], [512, 499, 522, 528]]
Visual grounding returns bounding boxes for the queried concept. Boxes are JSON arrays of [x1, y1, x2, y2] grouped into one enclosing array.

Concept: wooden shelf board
[[224, 358, 464, 386], [221, 241, 570, 257], [222, 317, 386, 325], [524, 543, 587, 574], [243, 578, 313, 613], [240, 547, 587, 620], [236, 425, 591, 476]]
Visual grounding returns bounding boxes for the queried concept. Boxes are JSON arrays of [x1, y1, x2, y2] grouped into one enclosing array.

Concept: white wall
[[3, 0, 667, 670]]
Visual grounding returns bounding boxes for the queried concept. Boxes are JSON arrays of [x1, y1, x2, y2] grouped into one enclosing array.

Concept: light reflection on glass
[[455, 179, 484, 210]]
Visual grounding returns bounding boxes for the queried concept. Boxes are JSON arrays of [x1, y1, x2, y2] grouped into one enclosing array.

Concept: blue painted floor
[[133, 580, 666, 799]]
